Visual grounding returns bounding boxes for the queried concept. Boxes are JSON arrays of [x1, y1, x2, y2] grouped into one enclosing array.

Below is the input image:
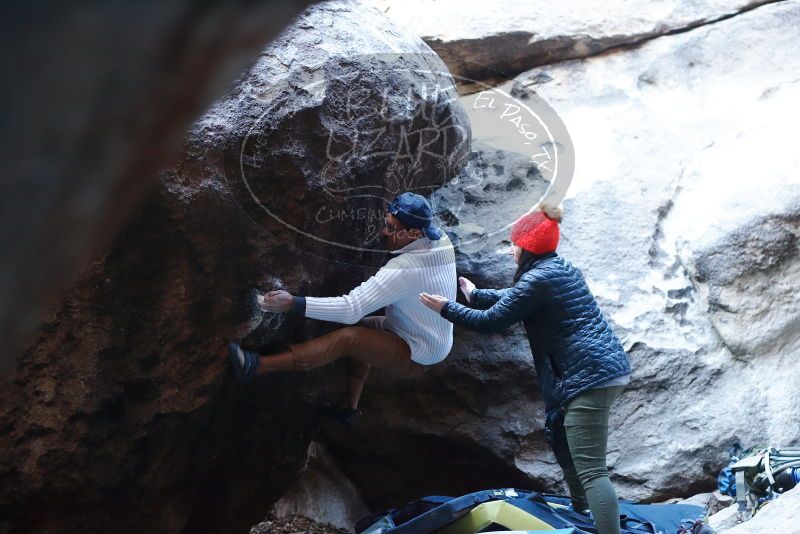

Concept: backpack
[[720, 445, 800, 519]]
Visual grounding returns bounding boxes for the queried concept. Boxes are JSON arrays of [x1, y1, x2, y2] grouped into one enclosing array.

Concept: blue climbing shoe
[[319, 403, 361, 427], [227, 341, 260, 382]]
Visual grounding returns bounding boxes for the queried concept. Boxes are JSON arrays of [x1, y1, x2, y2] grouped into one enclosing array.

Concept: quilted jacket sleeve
[[441, 271, 544, 333], [470, 288, 510, 310]]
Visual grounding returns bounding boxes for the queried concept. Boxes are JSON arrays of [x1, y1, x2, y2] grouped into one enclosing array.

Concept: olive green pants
[[562, 385, 624, 534]]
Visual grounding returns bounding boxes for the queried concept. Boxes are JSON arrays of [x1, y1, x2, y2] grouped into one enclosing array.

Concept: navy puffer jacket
[[440, 252, 631, 415]]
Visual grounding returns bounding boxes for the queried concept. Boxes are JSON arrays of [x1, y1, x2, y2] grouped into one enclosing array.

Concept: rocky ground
[[710, 485, 800, 533], [251, 514, 349, 534]]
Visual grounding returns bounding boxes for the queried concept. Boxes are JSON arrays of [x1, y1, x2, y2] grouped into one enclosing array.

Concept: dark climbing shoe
[[319, 403, 361, 427], [567, 503, 590, 515], [227, 341, 259, 382]]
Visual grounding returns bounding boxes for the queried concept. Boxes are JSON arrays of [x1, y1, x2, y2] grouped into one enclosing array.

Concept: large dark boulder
[[0, 2, 470, 532], [0, 0, 317, 372]]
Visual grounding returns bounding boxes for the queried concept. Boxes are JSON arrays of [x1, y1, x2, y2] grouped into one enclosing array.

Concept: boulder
[[0, 2, 469, 533], [323, 0, 800, 506], [372, 0, 775, 85], [717, 486, 800, 533], [707, 491, 734, 516], [271, 442, 368, 531], [709, 504, 739, 532], [676, 492, 712, 509], [500, 0, 800, 502]]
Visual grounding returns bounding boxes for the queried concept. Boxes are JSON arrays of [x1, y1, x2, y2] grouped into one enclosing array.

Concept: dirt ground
[[251, 513, 351, 534]]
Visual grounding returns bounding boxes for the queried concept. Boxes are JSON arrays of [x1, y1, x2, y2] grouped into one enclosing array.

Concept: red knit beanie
[[510, 210, 560, 254]]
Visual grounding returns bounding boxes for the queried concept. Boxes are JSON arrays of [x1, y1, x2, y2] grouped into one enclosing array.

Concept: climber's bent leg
[[342, 316, 385, 409], [258, 323, 418, 378], [343, 359, 370, 410]]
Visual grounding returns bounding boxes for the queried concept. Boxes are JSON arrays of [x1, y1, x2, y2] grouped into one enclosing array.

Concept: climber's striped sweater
[[300, 236, 457, 365]]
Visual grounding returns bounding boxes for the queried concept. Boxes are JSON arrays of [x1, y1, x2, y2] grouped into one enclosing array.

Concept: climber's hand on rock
[[259, 290, 293, 313], [458, 276, 475, 303], [419, 292, 448, 313]]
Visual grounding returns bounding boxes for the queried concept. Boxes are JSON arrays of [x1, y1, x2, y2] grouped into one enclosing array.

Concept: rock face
[[5, 0, 799, 530], [716, 485, 800, 533], [0, 0, 317, 372], [322, 0, 800, 508], [709, 505, 739, 532], [0, 2, 469, 533], [271, 442, 368, 531], [372, 0, 776, 85]]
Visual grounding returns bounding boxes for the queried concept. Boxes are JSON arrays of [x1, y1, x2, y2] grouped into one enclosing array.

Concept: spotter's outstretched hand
[[458, 276, 475, 303], [419, 292, 448, 313]]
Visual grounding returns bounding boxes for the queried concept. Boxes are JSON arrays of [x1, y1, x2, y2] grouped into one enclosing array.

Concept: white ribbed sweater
[[305, 236, 457, 365]]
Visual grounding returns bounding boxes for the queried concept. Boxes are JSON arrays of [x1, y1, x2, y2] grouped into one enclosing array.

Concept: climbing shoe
[[227, 341, 260, 382], [567, 503, 590, 515], [319, 403, 361, 427]]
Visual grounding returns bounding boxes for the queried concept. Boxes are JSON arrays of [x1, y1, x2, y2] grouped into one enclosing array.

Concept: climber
[[228, 192, 456, 425], [419, 203, 632, 534]]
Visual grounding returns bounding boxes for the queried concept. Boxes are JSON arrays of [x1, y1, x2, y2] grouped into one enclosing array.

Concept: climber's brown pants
[[260, 316, 424, 381]]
